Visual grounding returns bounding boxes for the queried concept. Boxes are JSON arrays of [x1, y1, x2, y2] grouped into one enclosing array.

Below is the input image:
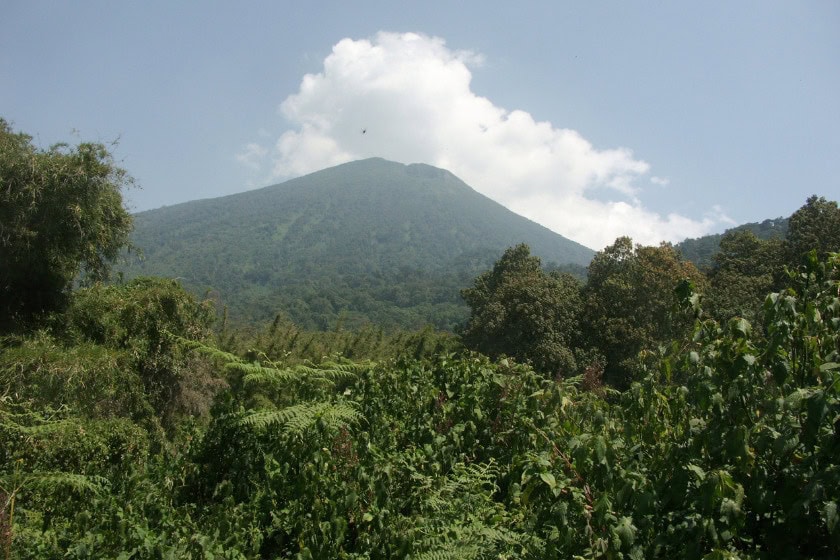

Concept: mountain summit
[[124, 158, 594, 329]]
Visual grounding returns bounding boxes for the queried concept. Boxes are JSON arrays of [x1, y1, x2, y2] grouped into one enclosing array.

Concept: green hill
[[676, 217, 788, 270], [122, 158, 594, 329]]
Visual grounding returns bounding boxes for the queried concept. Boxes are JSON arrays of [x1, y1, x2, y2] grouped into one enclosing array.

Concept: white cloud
[[254, 31, 723, 249], [235, 142, 268, 171], [651, 176, 670, 186], [708, 204, 736, 227]]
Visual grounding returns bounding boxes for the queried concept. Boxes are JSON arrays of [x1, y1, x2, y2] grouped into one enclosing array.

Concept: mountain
[[676, 217, 788, 270], [122, 158, 594, 330]]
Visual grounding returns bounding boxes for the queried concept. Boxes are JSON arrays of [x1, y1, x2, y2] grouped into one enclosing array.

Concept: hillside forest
[[120, 157, 593, 332], [2, 120, 840, 558]]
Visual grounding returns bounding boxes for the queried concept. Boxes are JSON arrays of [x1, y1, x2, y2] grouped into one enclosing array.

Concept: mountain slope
[[676, 217, 788, 270], [123, 158, 594, 329]]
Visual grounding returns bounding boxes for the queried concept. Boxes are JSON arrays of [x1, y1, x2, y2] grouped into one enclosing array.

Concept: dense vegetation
[[120, 158, 591, 331], [2, 121, 840, 558], [676, 218, 788, 271], [0, 119, 133, 332]]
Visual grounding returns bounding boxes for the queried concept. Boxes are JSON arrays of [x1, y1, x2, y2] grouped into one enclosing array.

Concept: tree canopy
[[705, 229, 784, 326], [583, 237, 708, 387], [785, 195, 840, 264], [0, 119, 133, 330], [460, 244, 584, 375]]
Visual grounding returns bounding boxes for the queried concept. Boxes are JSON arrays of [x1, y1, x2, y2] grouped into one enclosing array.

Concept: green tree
[[705, 229, 784, 326], [583, 237, 707, 387], [634, 252, 840, 558], [460, 244, 583, 375], [785, 195, 840, 264], [0, 119, 133, 330]]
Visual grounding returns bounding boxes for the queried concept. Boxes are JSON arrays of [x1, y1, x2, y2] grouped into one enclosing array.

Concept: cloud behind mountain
[[239, 31, 729, 249]]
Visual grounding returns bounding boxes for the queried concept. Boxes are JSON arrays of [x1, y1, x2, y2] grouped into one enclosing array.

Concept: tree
[[583, 237, 707, 387], [785, 195, 840, 265], [705, 229, 784, 326], [460, 244, 584, 375], [0, 119, 133, 330]]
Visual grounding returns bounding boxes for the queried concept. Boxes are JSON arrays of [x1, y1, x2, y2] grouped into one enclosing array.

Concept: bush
[[63, 277, 223, 424]]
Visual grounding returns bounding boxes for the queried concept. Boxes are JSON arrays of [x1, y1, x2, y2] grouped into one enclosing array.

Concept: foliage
[[175, 251, 839, 557], [0, 119, 133, 330], [785, 195, 840, 264], [461, 244, 584, 376], [3, 121, 839, 557], [0, 406, 148, 559], [583, 236, 708, 387], [62, 277, 222, 424], [0, 276, 228, 556], [624, 251, 840, 558], [705, 229, 784, 326], [0, 332, 155, 425], [218, 314, 462, 366], [0, 407, 148, 481], [697, 196, 840, 330], [5, 252, 840, 557], [119, 158, 594, 330], [676, 217, 788, 271]]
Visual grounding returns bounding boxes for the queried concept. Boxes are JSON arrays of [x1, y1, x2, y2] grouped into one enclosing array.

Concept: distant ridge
[[676, 217, 788, 270], [122, 158, 594, 329]]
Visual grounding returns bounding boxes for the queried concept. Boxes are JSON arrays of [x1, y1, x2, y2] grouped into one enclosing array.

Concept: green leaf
[[616, 516, 636, 548], [686, 464, 706, 481], [824, 501, 838, 533], [702, 550, 739, 560], [594, 436, 607, 464], [731, 317, 751, 338], [539, 472, 556, 489]]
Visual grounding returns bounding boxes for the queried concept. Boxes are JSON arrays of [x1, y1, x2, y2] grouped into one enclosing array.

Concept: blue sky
[[2, 1, 838, 249]]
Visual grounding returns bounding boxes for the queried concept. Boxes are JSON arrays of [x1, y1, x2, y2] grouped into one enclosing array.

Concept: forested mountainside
[[676, 217, 788, 270], [122, 158, 593, 330]]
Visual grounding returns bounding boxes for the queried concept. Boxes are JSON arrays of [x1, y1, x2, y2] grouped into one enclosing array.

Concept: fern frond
[[559, 373, 584, 390], [407, 459, 544, 558], [238, 361, 372, 387], [412, 521, 540, 560], [285, 364, 361, 382], [318, 361, 376, 375], [422, 461, 500, 512], [309, 367, 360, 384], [0, 471, 107, 496], [411, 522, 528, 557], [232, 363, 300, 385], [239, 401, 361, 435], [10, 419, 78, 437], [413, 545, 481, 560], [175, 335, 242, 364], [26, 472, 108, 495], [0, 409, 76, 436]]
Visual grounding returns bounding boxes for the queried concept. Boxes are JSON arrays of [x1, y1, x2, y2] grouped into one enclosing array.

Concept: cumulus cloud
[[250, 31, 723, 249], [235, 142, 268, 171]]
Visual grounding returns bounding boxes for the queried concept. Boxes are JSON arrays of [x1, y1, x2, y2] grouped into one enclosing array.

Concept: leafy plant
[[0, 119, 133, 330]]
